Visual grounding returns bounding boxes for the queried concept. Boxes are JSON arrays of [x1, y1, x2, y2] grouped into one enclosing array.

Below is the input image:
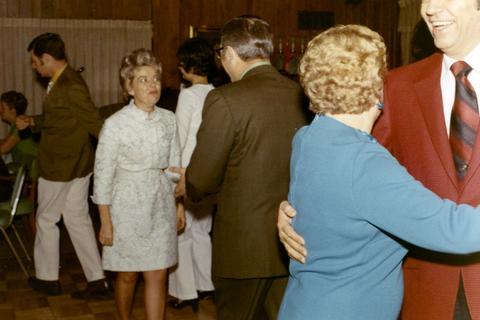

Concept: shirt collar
[[127, 99, 161, 123], [50, 63, 68, 85], [443, 43, 480, 74]]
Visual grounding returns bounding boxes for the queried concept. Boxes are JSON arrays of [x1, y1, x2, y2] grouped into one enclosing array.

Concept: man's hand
[[277, 201, 307, 263], [16, 115, 33, 130], [169, 167, 186, 197]]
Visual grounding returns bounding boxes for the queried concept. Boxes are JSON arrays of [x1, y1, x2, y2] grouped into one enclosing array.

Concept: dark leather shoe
[[71, 278, 112, 300], [198, 290, 215, 300], [168, 298, 199, 312], [28, 277, 62, 296]]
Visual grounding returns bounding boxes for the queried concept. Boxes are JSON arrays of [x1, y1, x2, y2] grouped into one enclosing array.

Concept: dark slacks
[[213, 275, 288, 320]]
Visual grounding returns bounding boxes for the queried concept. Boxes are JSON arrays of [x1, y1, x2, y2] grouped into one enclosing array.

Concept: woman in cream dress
[[92, 48, 184, 320]]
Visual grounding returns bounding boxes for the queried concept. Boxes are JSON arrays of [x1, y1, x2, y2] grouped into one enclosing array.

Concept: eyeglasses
[[134, 75, 161, 86], [215, 46, 225, 58]]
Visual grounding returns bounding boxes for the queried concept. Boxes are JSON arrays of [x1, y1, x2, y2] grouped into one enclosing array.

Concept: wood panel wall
[[0, 0, 150, 19], [1, 0, 400, 89]]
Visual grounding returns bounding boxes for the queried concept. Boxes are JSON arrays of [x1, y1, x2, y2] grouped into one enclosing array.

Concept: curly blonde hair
[[119, 48, 162, 98], [299, 24, 387, 115]]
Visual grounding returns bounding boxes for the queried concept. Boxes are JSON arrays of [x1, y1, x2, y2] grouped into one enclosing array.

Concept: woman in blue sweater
[[279, 24, 480, 319]]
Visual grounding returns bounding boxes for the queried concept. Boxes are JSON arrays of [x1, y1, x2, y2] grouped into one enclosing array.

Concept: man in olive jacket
[[175, 16, 308, 319], [17, 33, 110, 298]]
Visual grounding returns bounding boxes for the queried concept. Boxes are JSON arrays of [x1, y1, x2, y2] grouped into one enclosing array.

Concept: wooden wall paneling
[[0, 0, 6, 17], [48, 0, 83, 19], [0, 0, 153, 20], [40, 0, 55, 19], [0, 0, 44, 18], [107, 0, 122, 19], [1, 0, 23, 17], [29, 0, 41, 18], [219, 0, 253, 27], [8, 0, 20, 16], [92, 0, 113, 19], [179, 0, 251, 34], [172, 0, 253, 88], [133, 0, 152, 20], [65, 0, 89, 19], [152, 0, 181, 89], [352, 0, 401, 67], [252, 0, 297, 36], [6, 0, 17, 16], [313, 0, 401, 68], [110, 0, 151, 20], [0, 0, 401, 87]]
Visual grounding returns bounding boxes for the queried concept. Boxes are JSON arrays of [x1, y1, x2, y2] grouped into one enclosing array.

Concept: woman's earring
[[376, 102, 384, 110]]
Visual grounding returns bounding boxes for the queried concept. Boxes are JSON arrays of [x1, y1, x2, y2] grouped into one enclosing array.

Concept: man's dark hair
[[221, 15, 273, 61], [0, 91, 28, 115], [27, 32, 67, 60], [177, 37, 216, 79]]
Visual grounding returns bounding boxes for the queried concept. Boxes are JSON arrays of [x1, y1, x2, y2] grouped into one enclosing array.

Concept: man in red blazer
[[277, 0, 480, 318]]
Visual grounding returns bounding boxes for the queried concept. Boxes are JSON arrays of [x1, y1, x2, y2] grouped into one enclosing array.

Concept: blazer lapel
[[463, 111, 480, 187], [414, 54, 458, 188], [43, 66, 70, 109]]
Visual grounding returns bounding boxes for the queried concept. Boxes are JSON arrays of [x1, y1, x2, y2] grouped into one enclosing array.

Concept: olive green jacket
[[33, 65, 104, 181], [186, 64, 309, 278]]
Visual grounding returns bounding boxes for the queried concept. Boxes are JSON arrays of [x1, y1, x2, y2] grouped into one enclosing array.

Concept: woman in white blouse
[[93, 48, 184, 320], [168, 37, 217, 311]]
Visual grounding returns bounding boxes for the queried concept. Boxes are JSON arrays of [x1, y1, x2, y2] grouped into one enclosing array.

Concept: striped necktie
[[449, 61, 479, 180]]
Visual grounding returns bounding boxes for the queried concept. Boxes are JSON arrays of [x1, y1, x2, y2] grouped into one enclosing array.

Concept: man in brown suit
[[175, 16, 308, 319], [17, 33, 110, 299]]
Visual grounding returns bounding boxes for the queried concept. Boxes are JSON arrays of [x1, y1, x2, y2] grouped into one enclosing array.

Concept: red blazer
[[373, 53, 480, 319]]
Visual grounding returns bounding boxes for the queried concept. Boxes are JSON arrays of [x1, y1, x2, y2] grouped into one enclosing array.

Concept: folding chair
[[0, 165, 35, 277]]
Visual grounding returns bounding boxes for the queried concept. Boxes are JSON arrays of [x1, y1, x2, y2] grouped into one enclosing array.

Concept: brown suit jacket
[[33, 65, 104, 182], [373, 53, 480, 319], [186, 64, 309, 278]]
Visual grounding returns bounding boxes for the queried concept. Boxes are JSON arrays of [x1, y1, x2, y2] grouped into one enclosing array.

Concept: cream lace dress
[[92, 100, 180, 271]]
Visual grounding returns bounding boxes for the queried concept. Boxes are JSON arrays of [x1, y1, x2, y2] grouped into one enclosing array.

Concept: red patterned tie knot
[[451, 61, 473, 78]]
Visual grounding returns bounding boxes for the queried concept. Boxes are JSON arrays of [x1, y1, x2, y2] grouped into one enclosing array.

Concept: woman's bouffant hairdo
[[119, 48, 162, 97], [298, 24, 387, 115]]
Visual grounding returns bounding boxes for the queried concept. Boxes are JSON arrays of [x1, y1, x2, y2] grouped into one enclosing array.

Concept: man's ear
[[223, 46, 239, 63], [41, 53, 53, 65]]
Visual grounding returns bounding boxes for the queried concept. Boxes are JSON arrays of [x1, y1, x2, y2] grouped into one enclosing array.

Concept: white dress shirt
[[441, 44, 480, 135]]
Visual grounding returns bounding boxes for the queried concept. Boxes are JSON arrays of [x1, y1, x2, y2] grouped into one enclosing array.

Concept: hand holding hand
[[277, 200, 307, 263], [169, 167, 186, 197]]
